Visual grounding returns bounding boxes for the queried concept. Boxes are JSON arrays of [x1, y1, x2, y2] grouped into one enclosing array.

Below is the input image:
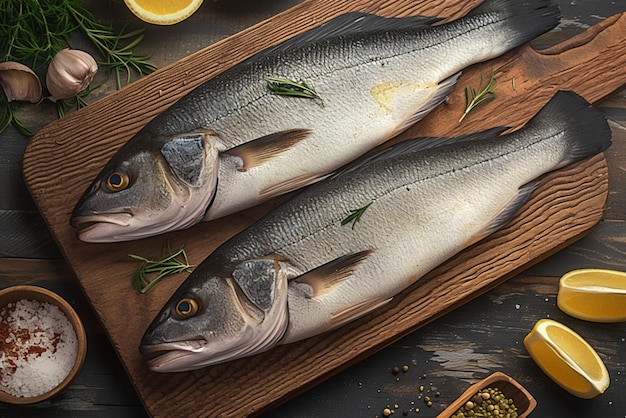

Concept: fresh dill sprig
[[130, 242, 194, 294], [0, 94, 34, 137], [68, 9, 158, 88], [266, 77, 323, 103], [55, 85, 97, 118], [341, 201, 373, 229], [0, 0, 157, 135], [459, 69, 497, 123]]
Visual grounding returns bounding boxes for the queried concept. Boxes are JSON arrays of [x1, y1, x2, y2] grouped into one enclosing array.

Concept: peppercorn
[[450, 387, 518, 418]]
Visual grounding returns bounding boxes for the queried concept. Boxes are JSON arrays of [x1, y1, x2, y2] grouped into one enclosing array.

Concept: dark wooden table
[[1, 0, 625, 417]]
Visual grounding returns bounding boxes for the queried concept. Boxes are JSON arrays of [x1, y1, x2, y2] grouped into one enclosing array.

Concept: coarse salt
[[0, 298, 78, 398]]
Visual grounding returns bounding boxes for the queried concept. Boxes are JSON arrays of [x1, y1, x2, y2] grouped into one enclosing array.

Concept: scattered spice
[[450, 387, 518, 418], [377, 365, 442, 416], [0, 299, 78, 398]]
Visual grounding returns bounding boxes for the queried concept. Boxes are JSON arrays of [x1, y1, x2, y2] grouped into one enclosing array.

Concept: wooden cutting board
[[22, 0, 626, 416]]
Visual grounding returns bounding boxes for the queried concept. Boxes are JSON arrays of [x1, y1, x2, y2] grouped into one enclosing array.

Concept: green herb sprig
[[55, 85, 96, 118], [68, 9, 158, 88], [130, 242, 193, 294], [459, 69, 497, 123], [266, 77, 323, 104], [341, 201, 373, 229], [0, 96, 34, 137], [0, 0, 157, 135]]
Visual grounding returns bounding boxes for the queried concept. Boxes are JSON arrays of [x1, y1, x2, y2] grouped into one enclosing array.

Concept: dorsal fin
[[252, 13, 441, 62], [334, 126, 509, 179], [226, 129, 311, 172], [294, 250, 373, 299]]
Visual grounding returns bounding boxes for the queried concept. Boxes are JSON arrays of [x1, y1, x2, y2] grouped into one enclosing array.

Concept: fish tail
[[468, 0, 561, 49], [529, 91, 612, 166]]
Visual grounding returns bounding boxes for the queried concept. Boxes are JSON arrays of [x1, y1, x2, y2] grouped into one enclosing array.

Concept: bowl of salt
[[0, 285, 87, 404]]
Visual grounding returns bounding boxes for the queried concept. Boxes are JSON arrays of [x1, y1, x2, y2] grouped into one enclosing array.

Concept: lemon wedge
[[124, 0, 204, 25], [557, 268, 626, 322], [524, 318, 609, 399]]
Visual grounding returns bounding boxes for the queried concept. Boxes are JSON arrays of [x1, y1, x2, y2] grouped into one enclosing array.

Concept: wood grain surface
[[20, 0, 626, 416]]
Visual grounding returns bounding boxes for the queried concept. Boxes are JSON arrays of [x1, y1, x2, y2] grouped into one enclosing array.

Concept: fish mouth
[[70, 213, 133, 229], [140, 340, 207, 372]]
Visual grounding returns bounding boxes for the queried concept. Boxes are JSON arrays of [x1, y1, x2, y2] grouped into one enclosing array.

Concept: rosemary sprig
[[266, 77, 323, 104], [130, 243, 193, 294], [341, 201, 373, 229], [459, 69, 497, 123]]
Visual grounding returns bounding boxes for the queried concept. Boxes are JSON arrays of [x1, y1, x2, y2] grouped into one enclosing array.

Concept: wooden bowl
[[0, 285, 87, 404], [437, 372, 537, 418]]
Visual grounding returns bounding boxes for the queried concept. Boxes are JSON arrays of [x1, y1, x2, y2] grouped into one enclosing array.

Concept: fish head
[[70, 130, 220, 242], [140, 258, 292, 372]]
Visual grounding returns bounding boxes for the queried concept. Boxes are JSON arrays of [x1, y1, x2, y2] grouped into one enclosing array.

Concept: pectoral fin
[[226, 129, 311, 172], [294, 250, 373, 299]]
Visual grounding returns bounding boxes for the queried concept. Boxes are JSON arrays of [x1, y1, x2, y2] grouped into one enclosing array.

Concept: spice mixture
[[0, 298, 78, 397]]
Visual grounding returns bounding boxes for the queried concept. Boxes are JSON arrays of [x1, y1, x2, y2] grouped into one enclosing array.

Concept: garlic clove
[[0, 61, 43, 103], [46, 49, 98, 101]]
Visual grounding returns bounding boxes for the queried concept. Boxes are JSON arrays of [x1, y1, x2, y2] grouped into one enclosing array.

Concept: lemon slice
[[557, 268, 626, 322], [124, 0, 204, 25], [524, 318, 609, 399]]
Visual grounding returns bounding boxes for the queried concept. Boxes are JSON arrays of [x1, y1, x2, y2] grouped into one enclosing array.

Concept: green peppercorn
[[450, 387, 517, 418]]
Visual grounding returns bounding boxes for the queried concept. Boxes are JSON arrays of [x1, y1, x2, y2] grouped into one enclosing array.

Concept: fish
[[71, 0, 561, 242], [139, 90, 612, 372]]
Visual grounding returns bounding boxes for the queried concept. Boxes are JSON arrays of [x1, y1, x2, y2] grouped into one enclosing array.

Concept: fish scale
[[140, 91, 611, 372], [71, 0, 562, 242]]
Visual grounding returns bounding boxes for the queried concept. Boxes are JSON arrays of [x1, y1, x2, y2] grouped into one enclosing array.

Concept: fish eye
[[175, 297, 200, 318], [106, 168, 130, 191]]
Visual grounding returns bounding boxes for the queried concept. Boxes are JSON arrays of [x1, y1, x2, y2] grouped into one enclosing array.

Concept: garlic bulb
[[46, 49, 98, 101], [0, 61, 42, 103]]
